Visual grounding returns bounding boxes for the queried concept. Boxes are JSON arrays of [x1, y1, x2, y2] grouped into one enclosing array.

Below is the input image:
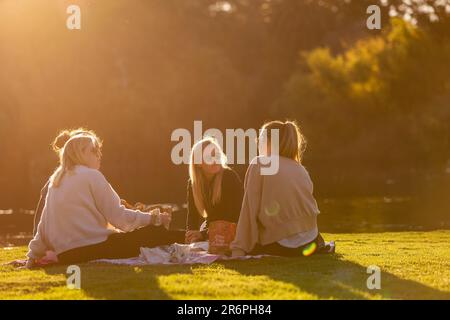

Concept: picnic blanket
[[7, 240, 335, 268], [5, 242, 269, 268], [92, 241, 270, 265]]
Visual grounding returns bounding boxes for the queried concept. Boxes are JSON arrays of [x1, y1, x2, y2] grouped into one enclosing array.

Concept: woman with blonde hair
[[231, 120, 334, 257], [26, 132, 184, 267], [32, 128, 96, 236], [185, 137, 243, 243]]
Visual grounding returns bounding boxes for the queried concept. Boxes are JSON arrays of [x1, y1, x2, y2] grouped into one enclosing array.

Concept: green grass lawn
[[1, 231, 449, 299]]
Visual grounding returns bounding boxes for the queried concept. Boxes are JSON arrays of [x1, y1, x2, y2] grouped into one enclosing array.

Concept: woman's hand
[[160, 211, 172, 230], [149, 208, 172, 230], [185, 230, 203, 244]]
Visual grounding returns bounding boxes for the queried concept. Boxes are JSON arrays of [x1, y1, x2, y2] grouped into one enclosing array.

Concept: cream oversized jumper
[[27, 165, 151, 259], [231, 156, 320, 255]]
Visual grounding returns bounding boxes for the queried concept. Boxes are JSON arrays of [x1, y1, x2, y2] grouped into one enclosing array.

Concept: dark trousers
[[57, 225, 185, 264], [250, 233, 326, 257]]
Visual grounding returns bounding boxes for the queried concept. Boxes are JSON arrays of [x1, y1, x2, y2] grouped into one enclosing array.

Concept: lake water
[[317, 196, 449, 232]]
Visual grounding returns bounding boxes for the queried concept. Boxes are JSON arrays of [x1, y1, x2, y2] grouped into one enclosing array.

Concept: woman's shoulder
[[277, 159, 314, 187], [248, 155, 275, 168], [246, 155, 273, 174], [277, 157, 310, 175], [75, 166, 106, 182]]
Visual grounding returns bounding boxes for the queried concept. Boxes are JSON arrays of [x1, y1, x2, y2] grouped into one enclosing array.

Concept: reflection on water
[[318, 196, 450, 233]]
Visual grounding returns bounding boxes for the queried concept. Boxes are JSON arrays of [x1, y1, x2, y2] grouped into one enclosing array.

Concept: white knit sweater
[[27, 165, 151, 259]]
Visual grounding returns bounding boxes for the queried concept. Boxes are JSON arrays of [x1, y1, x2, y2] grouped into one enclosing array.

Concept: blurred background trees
[[0, 0, 449, 208]]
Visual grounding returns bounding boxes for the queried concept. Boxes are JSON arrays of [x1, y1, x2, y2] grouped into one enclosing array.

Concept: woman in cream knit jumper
[[231, 120, 330, 257]]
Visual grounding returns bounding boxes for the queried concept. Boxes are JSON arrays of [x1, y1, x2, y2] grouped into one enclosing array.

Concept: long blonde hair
[[261, 120, 306, 163], [189, 137, 228, 218], [50, 133, 102, 187]]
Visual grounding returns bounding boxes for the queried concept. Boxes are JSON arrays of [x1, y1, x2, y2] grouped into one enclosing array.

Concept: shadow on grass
[[43, 263, 193, 299], [221, 254, 450, 300], [40, 253, 450, 299]]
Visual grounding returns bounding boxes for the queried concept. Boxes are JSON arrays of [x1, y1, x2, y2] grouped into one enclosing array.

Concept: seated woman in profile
[[32, 128, 96, 237], [185, 137, 243, 244], [231, 120, 334, 257], [26, 133, 184, 267]]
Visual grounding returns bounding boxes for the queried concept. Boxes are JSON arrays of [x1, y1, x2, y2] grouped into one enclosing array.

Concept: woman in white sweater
[[32, 128, 96, 237], [26, 133, 184, 267]]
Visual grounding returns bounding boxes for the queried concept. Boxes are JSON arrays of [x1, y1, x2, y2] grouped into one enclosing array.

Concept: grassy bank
[[0, 231, 449, 299]]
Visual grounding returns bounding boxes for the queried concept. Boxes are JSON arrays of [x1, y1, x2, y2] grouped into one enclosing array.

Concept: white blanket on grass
[[92, 242, 270, 265]]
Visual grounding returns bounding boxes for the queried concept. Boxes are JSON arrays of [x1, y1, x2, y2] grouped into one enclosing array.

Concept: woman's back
[[231, 156, 320, 254], [257, 156, 319, 222]]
